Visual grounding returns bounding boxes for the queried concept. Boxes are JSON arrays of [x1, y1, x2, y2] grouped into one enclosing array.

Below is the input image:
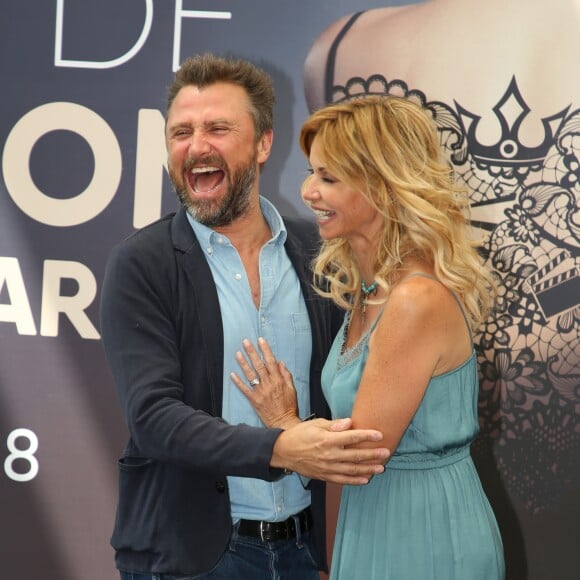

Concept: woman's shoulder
[[303, 13, 357, 111], [380, 273, 472, 373], [388, 274, 451, 320]]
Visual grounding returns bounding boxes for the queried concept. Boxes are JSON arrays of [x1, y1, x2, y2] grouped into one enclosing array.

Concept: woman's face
[[301, 135, 383, 245]]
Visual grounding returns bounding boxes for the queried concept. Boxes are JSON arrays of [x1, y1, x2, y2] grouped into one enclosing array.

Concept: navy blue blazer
[[100, 207, 340, 575]]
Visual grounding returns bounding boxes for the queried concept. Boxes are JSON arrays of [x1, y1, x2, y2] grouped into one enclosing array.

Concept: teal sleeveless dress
[[322, 285, 505, 579]]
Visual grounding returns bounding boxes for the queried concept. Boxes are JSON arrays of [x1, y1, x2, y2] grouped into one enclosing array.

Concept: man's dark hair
[[167, 53, 275, 138]]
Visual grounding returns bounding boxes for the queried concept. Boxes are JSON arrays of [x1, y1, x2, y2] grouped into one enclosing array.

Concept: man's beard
[[170, 151, 258, 228]]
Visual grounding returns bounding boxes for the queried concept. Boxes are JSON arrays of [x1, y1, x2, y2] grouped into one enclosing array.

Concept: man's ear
[[257, 130, 274, 163]]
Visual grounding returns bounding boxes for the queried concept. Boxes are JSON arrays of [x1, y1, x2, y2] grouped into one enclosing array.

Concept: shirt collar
[[186, 196, 287, 247]]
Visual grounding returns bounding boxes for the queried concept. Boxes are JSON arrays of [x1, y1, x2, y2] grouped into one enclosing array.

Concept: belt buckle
[[259, 520, 267, 542]]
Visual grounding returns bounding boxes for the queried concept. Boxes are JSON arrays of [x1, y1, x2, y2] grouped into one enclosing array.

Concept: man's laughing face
[[165, 82, 271, 227]]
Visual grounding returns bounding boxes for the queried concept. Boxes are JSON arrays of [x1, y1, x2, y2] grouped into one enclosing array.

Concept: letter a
[[0, 258, 37, 335]]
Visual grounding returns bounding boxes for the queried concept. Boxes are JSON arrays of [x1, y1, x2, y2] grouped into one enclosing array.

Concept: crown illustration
[[454, 77, 569, 167]]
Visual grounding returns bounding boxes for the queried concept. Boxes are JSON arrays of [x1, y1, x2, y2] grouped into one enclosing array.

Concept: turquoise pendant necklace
[[360, 278, 378, 323]]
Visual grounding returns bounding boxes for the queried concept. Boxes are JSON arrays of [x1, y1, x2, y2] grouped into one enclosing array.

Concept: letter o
[[2, 102, 122, 226]]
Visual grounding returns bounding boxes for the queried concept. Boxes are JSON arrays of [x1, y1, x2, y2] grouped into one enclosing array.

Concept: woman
[[233, 96, 505, 579]]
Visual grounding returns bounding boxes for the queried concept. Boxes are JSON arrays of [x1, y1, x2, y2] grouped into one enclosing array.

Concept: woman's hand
[[231, 337, 300, 429]]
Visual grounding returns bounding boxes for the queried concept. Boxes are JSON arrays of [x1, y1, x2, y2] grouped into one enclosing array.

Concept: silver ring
[[249, 378, 260, 387]]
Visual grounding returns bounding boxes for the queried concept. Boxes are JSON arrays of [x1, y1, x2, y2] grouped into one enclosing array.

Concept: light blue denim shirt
[[187, 197, 312, 522]]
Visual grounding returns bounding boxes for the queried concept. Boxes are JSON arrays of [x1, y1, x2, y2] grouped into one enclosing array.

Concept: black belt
[[238, 507, 312, 542]]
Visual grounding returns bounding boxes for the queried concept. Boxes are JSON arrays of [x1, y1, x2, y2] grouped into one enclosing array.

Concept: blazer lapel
[[171, 209, 224, 416], [284, 221, 325, 373]]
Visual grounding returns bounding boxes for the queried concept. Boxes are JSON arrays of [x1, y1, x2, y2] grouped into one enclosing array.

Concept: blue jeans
[[119, 521, 320, 580]]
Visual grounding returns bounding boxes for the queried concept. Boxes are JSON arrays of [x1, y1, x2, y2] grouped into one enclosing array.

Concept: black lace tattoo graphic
[[332, 75, 580, 514]]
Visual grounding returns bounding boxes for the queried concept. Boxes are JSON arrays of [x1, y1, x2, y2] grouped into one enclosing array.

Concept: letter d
[[54, 0, 153, 69]]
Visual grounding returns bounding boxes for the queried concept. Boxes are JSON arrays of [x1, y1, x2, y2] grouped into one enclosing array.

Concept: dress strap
[[369, 307, 384, 333], [324, 11, 365, 103]]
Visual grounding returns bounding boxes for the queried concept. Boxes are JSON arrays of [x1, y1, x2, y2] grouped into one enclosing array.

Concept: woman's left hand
[[231, 337, 300, 429]]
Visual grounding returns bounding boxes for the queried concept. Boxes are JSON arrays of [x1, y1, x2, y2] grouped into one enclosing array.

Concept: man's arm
[[100, 230, 282, 480]]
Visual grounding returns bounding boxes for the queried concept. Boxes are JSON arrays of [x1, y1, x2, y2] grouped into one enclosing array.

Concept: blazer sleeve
[[100, 222, 283, 480]]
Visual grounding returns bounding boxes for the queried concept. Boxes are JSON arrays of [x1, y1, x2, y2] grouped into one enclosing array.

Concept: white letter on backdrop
[[172, 1, 232, 71], [40, 260, 100, 339], [54, 0, 153, 69], [134, 109, 167, 228], [2, 102, 122, 227], [0, 257, 37, 335]]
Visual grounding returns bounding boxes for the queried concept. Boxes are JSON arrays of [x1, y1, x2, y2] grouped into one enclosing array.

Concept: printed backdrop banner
[[0, 1, 578, 579]]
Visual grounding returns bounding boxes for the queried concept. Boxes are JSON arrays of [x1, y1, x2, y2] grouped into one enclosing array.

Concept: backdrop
[[1, 1, 578, 579]]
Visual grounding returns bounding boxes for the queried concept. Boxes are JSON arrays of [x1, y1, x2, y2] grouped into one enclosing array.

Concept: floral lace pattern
[[333, 76, 580, 514]]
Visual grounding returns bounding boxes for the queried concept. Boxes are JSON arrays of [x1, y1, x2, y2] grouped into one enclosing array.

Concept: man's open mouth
[[188, 166, 225, 193]]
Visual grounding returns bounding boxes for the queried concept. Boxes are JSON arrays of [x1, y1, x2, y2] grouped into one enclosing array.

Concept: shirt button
[[216, 237, 224, 244], [206, 247, 213, 254], [234, 273, 242, 280]]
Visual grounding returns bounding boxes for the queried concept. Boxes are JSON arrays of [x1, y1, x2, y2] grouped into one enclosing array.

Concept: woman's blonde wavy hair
[[299, 95, 496, 330]]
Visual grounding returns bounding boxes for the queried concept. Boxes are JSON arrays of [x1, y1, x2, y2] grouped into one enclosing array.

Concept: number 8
[[4, 428, 39, 482]]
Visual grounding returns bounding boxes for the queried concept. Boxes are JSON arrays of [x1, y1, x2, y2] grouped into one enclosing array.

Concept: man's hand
[[271, 417, 390, 485]]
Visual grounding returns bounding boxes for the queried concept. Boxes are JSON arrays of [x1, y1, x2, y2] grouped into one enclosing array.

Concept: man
[[100, 53, 389, 580]]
